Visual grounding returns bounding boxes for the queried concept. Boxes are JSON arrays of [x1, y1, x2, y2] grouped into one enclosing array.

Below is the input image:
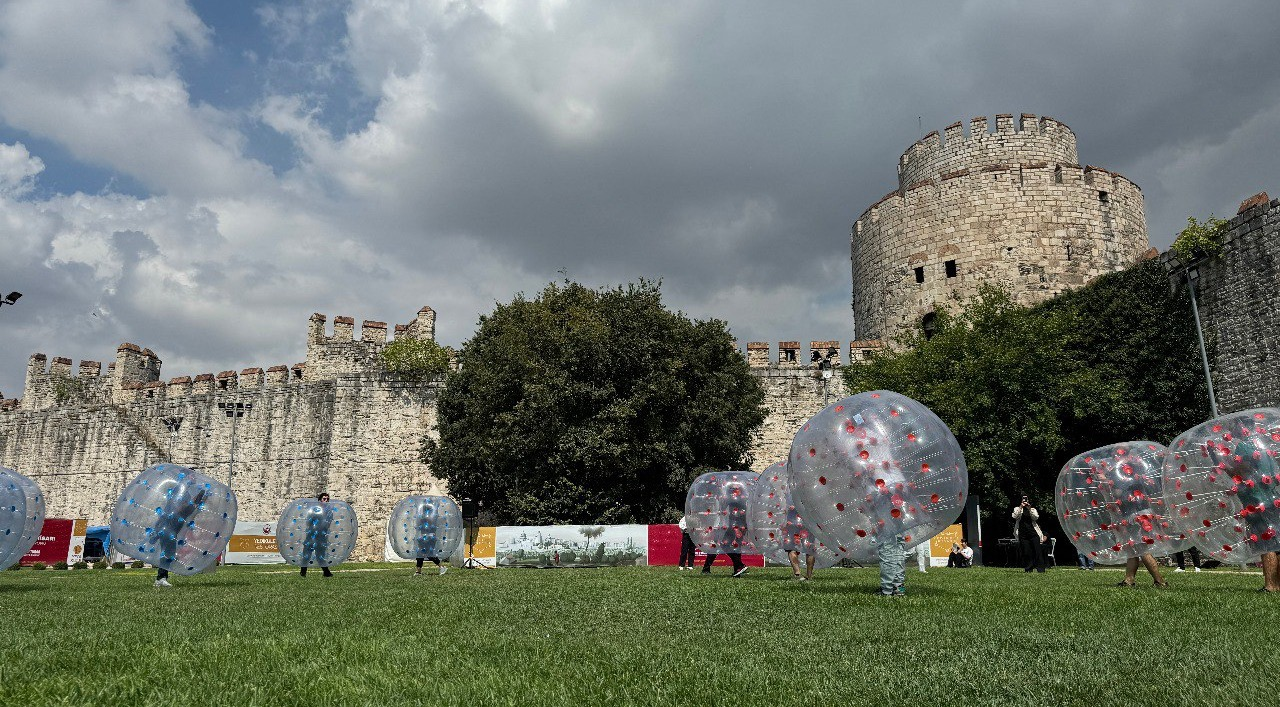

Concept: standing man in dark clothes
[[677, 515, 696, 570], [1012, 494, 1046, 573]]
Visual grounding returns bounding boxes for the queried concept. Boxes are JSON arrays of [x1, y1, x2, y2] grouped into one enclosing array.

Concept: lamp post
[[0, 291, 21, 309], [161, 415, 183, 464], [217, 402, 252, 492], [1185, 265, 1219, 418]]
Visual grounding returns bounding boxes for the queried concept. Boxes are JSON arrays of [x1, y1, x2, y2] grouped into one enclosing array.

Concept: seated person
[[947, 540, 974, 568]]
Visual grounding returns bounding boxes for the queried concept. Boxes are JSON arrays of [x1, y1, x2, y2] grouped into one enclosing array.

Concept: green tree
[[843, 260, 1209, 520], [423, 280, 767, 525], [1171, 214, 1229, 262], [380, 337, 451, 381]]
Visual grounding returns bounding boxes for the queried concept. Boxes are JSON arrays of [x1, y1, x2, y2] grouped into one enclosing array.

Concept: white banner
[[224, 520, 286, 564]]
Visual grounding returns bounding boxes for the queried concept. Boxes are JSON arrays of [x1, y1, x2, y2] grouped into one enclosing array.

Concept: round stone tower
[[851, 113, 1150, 342]]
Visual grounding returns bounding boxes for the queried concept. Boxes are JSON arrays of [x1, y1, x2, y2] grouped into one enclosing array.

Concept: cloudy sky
[[0, 0, 1277, 396]]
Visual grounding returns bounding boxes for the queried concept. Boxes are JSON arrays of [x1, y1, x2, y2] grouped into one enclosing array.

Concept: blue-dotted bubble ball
[[1056, 441, 1190, 565], [110, 464, 238, 576], [276, 498, 359, 567], [0, 467, 46, 570], [749, 461, 841, 569], [789, 391, 968, 562], [387, 495, 463, 561], [685, 471, 757, 554], [1164, 409, 1280, 564]]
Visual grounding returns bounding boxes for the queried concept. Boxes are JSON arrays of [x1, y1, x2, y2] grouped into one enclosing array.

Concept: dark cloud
[[1, 0, 1277, 396]]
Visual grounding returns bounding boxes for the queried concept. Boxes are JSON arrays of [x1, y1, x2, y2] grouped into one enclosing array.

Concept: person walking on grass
[[299, 492, 334, 578], [1012, 495, 1047, 573], [1116, 552, 1168, 589], [702, 484, 749, 577], [1174, 547, 1201, 573], [782, 506, 815, 581], [678, 515, 696, 570], [412, 504, 446, 577]]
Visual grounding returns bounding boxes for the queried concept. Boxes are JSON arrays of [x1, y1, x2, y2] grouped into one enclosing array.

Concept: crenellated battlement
[[897, 113, 1078, 190], [304, 305, 436, 381], [738, 340, 883, 369]]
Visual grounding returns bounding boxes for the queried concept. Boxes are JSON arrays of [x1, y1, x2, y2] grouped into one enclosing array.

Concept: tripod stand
[[462, 514, 491, 569]]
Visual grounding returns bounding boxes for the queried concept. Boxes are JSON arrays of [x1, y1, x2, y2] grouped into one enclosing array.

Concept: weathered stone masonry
[[852, 113, 1151, 342], [0, 308, 444, 560], [1160, 193, 1280, 414]]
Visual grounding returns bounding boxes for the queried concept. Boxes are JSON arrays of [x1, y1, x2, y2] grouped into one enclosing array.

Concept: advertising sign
[[495, 524, 650, 567], [646, 523, 765, 567], [929, 523, 965, 567], [21, 518, 88, 566], [224, 520, 285, 564]]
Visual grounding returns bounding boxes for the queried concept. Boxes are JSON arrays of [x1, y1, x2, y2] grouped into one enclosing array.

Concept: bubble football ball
[[749, 461, 841, 569], [277, 498, 359, 568], [1055, 441, 1189, 564], [1165, 408, 1280, 563], [110, 464, 238, 575], [789, 391, 968, 561], [685, 471, 757, 554], [0, 467, 45, 570], [387, 495, 464, 561]]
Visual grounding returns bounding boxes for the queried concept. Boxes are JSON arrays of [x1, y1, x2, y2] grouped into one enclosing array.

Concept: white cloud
[[0, 141, 42, 196]]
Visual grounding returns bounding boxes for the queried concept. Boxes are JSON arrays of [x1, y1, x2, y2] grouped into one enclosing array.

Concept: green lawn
[[0, 562, 1270, 706]]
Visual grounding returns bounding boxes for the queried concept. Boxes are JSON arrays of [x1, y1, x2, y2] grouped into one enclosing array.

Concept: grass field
[[0, 562, 1271, 706]]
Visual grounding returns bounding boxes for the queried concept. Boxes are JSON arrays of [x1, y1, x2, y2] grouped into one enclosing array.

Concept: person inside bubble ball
[[782, 506, 815, 581], [1011, 495, 1046, 573], [1215, 437, 1280, 592], [702, 482, 748, 577], [872, 471, 913, 596], [148, 483, 209, 588], [413, 503, 446, 577], [299, 492, 334, 578], [1111, 460, 1168, 589]]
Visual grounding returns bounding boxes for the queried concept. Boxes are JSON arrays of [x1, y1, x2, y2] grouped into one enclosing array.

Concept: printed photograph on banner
[[495, 525, 649, 567]]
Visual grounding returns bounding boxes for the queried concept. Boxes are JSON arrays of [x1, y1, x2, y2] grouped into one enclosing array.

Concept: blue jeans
[[1077, 552, 1094, 569], [877, 534, 907, 594]]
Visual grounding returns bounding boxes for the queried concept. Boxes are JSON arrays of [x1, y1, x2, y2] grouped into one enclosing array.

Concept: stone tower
[[851, 113, 1150, 342]]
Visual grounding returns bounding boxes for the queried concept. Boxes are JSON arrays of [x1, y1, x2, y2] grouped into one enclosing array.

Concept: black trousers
[[702, 553, 744, 572], [679, 533, 696, 567], [416, 557, 441, 568], [1175, 547, 1201, 569], [300, 566, 333, 577], [1019, 534, 1044, 572]]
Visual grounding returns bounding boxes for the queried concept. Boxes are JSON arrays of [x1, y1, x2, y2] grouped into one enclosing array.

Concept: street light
[[162, 415, 183, 464], [0, 292, 21, 308], [217, 402, 252, 492], [1184, 265, 1219, 418]]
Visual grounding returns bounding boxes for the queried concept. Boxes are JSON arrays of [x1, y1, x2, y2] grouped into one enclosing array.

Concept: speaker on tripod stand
[[460, 497, 490, 569]]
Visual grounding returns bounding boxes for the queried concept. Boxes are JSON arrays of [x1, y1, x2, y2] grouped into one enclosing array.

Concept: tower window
[[1066, 243, 1072, 261], [1054, 165, 1063, 184], [1098, 191, 1109, 205], [914, 266, 924, 283], [922, 312, 937, 340], [945, 260, 957, 278]]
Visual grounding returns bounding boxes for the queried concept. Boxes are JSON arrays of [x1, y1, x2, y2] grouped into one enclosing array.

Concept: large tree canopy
[[843, 260, 1210, 535], [424, 280, 767, 525]]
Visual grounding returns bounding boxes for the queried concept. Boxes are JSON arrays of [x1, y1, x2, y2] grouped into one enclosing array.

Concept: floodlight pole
[[0, 291, 21, 309], [218, 402, 253, 491], [162, 415, 183, 464], [1185, 266, 1219, 418]]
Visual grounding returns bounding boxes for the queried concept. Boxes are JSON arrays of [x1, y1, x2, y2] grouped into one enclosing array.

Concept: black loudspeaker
[[460, 497, 479, 520]]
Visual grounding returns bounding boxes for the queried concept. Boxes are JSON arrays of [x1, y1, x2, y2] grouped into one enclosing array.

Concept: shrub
[[32, 562, 46, 570], [130, 560, 144, 569], [111, 562, 125, 570], [1171, 214, 1229, 262], [380, 337, 452, 381], [5, 563, 21, 571], [73, 561, 89, 570], [92, 560, 107, 570], [54, 561, 68, 570]]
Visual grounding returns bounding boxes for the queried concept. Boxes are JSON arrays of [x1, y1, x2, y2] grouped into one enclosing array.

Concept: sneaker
[[893, 587, 906, 596], [700, 569, 711, 574], [798, 576, 808, 582], [1174, 568, 1186, 572], [1194, 567, 1201, 573], [732, 566, 749, 578], [154, 578, 172, 588], [438, 566, 448, 576], [412, 570, 422, 578]]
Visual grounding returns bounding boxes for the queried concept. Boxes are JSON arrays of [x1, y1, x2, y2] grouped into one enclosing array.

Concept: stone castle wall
[[852, 113, 1150, 342], [0, 308, 444, 560], [1159, 192, 1280, 414]]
